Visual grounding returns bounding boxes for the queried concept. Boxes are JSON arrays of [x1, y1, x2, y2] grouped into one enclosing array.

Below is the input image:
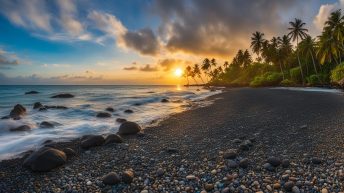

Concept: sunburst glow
[[174, 68, 183, 77]]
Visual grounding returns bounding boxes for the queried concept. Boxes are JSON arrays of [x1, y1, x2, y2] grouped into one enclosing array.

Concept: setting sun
[[174, 68, 183, 77]]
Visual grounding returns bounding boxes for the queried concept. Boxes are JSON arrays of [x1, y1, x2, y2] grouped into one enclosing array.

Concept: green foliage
[[280, 79, 296, 86], [289, 67, 302, 83], [330, 63, 344, 83], [249, 72, 283, 87], [306, 74, 329, 85]]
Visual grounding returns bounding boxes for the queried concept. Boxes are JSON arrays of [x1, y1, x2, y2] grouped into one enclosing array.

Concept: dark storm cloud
[[122, 28, 160, 56], [153, 0, 307, 58]]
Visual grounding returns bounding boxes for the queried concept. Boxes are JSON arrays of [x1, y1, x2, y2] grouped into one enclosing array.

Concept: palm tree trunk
[[193, 78, 198, 85], [310, 51, 318, 75], [296, 37, 305, 85], [199, 75, 205, 84], [279, 61, 285, 80]]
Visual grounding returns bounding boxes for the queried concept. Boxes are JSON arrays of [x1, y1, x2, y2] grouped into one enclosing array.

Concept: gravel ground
[[1, 87, 344, 193]]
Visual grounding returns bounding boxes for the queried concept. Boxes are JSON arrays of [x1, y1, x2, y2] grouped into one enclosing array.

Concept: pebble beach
[[1, 87, 344, 193]]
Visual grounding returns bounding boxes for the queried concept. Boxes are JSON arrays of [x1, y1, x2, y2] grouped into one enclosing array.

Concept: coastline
[[2, 88, 344, 192]]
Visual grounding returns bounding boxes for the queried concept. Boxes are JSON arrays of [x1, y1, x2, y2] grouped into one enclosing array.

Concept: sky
[[0, 0, 343, 85]]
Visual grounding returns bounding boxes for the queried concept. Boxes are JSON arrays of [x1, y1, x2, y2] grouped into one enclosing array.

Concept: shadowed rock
[[51, 93, 74, 98], [96, 112, 111, 118], [62, 148, 76, 157], [23, 147, 67, 172], [33, 102, 43, 109], [104, 134, 123, 144], [25, 91, 39, 94], [267, 157, 282, 167], [102, 172, 121, 185], [161, 98, 169, 103], [117, 121, 142, 135], [10, 104, 26, 119], [122, 170, 134, 184], [105, 107, 114, 112], [10, 125, 31, 132], [40, 121, 61, 128], [116, 118, 127, 123], [124, 109, 134, 113], [223, 149, 238, 159], [81, 135, 105, 149]]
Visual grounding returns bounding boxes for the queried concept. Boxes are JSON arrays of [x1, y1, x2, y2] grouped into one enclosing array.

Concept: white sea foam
[[0, 85, 221, 160]]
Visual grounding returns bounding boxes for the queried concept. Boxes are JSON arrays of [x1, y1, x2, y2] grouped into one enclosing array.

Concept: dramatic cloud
[[123, 28, 160, 55], [153, 0, 309, 58], [313, 0, 344, 30], [158, 58, 191, 71], [88, 11, 160, 55], [139, 64, 158, 72]]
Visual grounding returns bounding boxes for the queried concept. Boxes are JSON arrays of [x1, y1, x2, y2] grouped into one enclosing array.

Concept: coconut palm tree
[[251, 31, 265, 62], [201, 58, 211, 82], [223, 61, 229, 69], [323, 9, 344, 63], [210, 58, 217, 69], [288, 18, 309, 85], [184, 65, 192, 86], [299, 36, 319, 76], [317, 30, 342, 65], [193, 64, 204, 84], [242, 50, 252, 68]]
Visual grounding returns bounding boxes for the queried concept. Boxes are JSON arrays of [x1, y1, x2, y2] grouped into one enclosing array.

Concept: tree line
[[183, 9, 344, 87]]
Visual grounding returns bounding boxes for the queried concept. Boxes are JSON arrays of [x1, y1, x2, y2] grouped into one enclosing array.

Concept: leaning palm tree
[[288, 18, 308, 85], [299, 36, 319, 76], [193, 64, 204, 84], [317, 30, 342, 65], [251, 31, 265, 62], [184, 65, 192, 86], [324, 9, 344, 63], [201, 58, 211, 82]]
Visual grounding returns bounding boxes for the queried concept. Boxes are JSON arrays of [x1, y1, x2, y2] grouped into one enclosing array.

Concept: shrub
[[330, 63, 344, 83], [290, 67, 302, 83], [249, 72, 283, 87], [306, 74, 329, 85], [280, 79, 296, 86]]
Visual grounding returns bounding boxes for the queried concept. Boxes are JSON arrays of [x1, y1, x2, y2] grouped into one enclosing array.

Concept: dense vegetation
[[183, 10, 344, 87]]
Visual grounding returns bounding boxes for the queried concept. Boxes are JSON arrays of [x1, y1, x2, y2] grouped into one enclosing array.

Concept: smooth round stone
[[284, 181, 294, 191], [292, 186, 300, 193], [239, 158, 249, 168], [204, 183, 214, 191], [186, 175, 196, 180], [321, 188, 328, 193], [156, 168, 165, 177], [86, 181, 92, 186], [273, 183, 281, 189], [267, 156, 282, 167]]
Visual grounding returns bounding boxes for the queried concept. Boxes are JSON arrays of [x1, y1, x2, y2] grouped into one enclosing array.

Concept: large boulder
[[104, 134, 123, 145], [80, 135, 105, 149], [10, 125, 31, 132], [33, 102, 44, 109], [96, 112, 111, 118], [23, 147, 67, 172], [9, 104, 26, 119], [25, 91, 39, 94], [51, 93, 74, 98], [117, 121, 142, 135]]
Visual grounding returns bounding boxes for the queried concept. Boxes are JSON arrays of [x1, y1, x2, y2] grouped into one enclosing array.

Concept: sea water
[[0, 85, 221, 160]]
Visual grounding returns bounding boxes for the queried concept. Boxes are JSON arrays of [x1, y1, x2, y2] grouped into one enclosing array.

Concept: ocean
[[0, 85, 221, 160]]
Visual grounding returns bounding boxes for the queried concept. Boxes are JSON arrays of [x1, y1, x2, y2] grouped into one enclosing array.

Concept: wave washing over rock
[[0, 85, 221, 160]]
